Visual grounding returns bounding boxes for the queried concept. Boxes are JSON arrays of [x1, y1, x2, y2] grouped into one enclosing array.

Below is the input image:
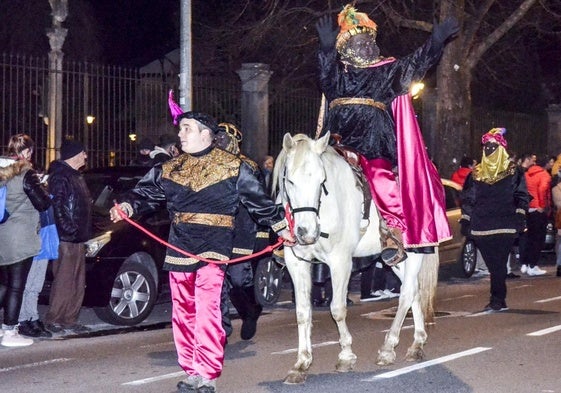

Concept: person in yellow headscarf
[[460, 127, 529, 312]]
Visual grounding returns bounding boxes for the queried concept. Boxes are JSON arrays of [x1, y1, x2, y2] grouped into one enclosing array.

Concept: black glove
[[431, 17, 460, 46], [315, 15, 339, 50], [460, 219, 471, 237], [516, 214, 527, 234]]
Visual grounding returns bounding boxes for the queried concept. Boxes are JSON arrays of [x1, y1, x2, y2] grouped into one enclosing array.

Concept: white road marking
[[0, 358, 72, 373], [271, 340, 339, 355], [535, 296, 561, 303], [362, 347, 492, 381], [122, 371, 185, 386], [526, 325, 561, 336]]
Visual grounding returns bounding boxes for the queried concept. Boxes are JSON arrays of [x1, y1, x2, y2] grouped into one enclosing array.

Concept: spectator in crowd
[[460, 128, 529, 312], [261, 155, 274, 194], [18, 163, 57, 338], [150, 133, 179, 165], [519, 155, 551, 276], [0, 134, 51, 346], [130, 137, 155, 166], [519, 153, 536, 172], [551, 175, 561, 277], [550, 153, 561, 180], [214, 122, 269, 341], [110, 110, 294, 393], [451, 156, 475, 186], [45, 139, 92, 334]]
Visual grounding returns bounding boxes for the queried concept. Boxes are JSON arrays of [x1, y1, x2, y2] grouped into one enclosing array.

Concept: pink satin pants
[[169, 263, 226, 380], [359, 157, 406, 231]]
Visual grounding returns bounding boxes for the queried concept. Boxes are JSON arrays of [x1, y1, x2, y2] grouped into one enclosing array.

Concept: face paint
[[483, 142, 499, 157]]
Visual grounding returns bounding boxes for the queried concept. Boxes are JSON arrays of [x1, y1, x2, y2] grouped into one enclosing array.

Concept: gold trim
[[329, 97, 386, 111], [271, 219, 287, 233], [173, 212, 234, 228], [232, 247, 252, 255], [256, 231, 269, 239], [515, 208, 526, 215], [460, 214, 470, 221], [165, 251, 229, 266], [471, 229, 517, 236]]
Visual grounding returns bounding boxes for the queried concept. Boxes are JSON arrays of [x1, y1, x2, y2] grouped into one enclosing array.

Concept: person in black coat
[[460, 128, 529, 312]]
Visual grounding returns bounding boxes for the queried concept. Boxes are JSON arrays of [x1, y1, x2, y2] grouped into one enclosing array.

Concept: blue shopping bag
[[34, 206, 59, 260]]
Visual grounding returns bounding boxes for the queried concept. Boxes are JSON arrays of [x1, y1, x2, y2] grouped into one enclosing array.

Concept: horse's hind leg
[[283, 256, 313, 384], [404, 289, 427, 362], [329, 256, 357, 372], [376, 254, 423, 366]]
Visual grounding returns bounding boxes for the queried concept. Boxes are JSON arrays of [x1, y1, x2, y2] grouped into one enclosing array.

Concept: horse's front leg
[[404, 287, 427, 362], [376, 253, 423, 366], [328, 256, 357, 372], [283, 255, 313, 384]]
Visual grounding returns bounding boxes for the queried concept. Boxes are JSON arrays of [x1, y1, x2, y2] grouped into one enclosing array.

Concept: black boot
[[230, 286, 262, 340]]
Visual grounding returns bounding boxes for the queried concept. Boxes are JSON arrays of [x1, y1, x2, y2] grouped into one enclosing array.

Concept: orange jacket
[[525, 166, 551, 209]]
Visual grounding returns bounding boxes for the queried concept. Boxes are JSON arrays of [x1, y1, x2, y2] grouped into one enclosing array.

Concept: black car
[[42, 166, 170, 326]]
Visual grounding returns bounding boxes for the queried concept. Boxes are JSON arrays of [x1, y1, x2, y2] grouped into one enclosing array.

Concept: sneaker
[[360, 290, 386, 302], [527, 266, 546, 276], [520, 264, 528, 274], [506, 272, 520, 279], [45, 323, 64, 333], [383, 289, 400, 298], [177, 375, 201, 392], [197, 377, 217, 393], [0, 329, 3, 338], [483, 302, 508, 312], [18, 320, 42, 338], [1, 327, 33, 347], [31, 320, 53, 338]]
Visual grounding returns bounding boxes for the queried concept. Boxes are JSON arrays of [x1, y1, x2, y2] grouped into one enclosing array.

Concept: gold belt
[[173, 212, 234, 228], [329, 97, 386, 111]]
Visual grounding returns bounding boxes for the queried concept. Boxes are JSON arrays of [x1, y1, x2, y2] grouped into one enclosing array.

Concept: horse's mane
[[271, 133, 339, 200]]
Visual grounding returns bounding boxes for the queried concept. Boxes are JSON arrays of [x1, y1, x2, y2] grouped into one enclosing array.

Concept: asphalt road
[[1, 253, 560, 393]]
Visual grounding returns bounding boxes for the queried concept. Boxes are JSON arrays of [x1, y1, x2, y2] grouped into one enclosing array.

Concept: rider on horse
[[315, 4, 456, 265]]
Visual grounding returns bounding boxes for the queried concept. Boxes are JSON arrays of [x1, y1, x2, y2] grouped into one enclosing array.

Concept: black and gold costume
[[120, 146, 286, 273]]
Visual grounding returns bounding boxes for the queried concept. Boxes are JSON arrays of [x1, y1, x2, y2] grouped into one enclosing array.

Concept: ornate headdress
[[216, 122, 242, 155], [481, 127, 507, 148], [335, 4, 378, 53]]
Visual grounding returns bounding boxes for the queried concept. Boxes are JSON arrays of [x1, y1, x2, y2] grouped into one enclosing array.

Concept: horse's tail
[[418, 249, 440, 324]]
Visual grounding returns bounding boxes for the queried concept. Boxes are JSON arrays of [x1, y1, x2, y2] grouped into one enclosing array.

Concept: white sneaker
[[1, 328, 33, 347], [361, 290, 387, 302], [520, 264, 528, 274], [527, 266, 546, 276], [383, 289, 400, 298], [0, 329, 3, 338]]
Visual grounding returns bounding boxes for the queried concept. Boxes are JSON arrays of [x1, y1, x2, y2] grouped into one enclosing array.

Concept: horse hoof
[[336, 353, 357, 372], [283, 370, 307, 385], [376, 350, 396, 366], [405, 347, 425, 362]]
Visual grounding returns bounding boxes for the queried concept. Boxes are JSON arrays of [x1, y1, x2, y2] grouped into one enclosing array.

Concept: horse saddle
[[330, 134, 372, 222]]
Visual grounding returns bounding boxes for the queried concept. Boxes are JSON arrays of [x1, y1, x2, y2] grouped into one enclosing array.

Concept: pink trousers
[[359, 157, 407, 231], [169, 263, 226, 380]]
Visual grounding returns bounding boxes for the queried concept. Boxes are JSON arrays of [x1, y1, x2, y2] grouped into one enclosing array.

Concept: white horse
[[272, 132, 440, 384]]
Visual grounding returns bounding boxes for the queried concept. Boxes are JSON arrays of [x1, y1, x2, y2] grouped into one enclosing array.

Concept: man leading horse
[[315, 4, 457, 265]]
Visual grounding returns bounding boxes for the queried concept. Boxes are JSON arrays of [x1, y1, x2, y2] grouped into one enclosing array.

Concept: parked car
[[42, 166, 170, 326]]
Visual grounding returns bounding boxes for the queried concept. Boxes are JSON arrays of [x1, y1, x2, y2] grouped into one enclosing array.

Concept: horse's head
[[275, 132, 330, 245]]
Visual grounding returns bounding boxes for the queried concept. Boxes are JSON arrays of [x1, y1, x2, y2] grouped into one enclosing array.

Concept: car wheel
[[94, 262, 157, 326], [254, 257, 284, 306], [459, 239, 477, 278]]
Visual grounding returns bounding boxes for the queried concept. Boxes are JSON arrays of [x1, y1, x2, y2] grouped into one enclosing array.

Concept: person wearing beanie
[[44, 138, 92, 334], [460, 128, 529, 312], [110, 106, 295, 393], [315, 4, 457, 266]]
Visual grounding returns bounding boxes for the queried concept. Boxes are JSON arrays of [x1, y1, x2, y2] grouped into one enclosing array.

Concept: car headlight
[[85, 231, 112, 257]]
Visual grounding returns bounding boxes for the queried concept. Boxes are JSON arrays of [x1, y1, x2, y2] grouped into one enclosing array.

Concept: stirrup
[[380, 246, 407, 266]]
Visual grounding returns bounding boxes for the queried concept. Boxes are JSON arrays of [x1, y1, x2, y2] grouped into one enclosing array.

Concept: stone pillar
[[546, 104, 561, 155], [46, 0, 68, 165], [421, 87, 437, 160], [236, 63, 272, 161]]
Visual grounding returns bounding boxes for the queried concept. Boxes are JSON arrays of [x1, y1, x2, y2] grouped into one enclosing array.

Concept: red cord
[[113, 204, 283, 265]]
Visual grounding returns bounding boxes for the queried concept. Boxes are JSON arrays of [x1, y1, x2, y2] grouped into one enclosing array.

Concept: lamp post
[[46, 0, 68, 166]]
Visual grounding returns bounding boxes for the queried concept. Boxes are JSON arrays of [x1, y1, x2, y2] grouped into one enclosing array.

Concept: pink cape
[[393, 94, 452, 247]]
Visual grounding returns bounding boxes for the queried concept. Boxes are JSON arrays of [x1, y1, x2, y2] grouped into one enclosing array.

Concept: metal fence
[[0, 52, 546, 170]]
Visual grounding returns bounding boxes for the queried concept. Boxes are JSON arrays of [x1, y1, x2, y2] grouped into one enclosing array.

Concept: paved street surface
[[1, 253, 560, 393]]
